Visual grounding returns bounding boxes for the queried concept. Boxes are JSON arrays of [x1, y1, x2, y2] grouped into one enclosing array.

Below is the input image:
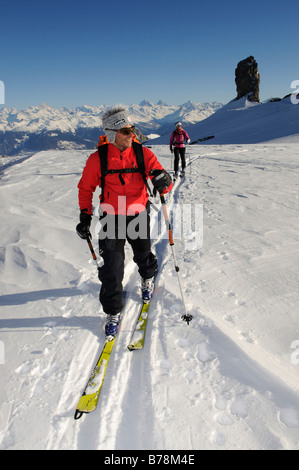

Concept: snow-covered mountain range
[[0, 101, 222, 155], [1, 93, 299, 156]]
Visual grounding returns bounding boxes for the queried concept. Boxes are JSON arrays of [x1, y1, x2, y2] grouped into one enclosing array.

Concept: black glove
[[150, 169, 172, 193], [76, 211, 92, 239]]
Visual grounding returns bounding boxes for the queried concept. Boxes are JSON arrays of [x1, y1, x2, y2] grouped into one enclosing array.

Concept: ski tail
[[74, 292, 127, 420], [74, 337, 116, 419], [127, 301, 151, 351]]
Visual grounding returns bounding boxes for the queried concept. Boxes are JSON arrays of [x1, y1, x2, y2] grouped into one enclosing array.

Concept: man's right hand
[[150, 169, 172, 193], [76, 211, 92, 239]]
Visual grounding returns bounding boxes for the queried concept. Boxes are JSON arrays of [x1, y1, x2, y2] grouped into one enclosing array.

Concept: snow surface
[[150, 96, 299, 145], [0, 137, 299, 450]]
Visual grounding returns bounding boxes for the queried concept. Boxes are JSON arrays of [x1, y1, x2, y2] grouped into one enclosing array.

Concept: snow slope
[[150, 96, 299, 145], [0, 142, 299, 450]]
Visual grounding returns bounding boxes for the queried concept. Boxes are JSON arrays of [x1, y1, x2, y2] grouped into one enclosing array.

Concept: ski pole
[[86, 234, 103, 273], [160, 193, 193, 325]]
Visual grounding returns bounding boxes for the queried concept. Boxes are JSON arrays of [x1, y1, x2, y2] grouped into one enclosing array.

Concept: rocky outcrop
[[235, 56, 260, 102]]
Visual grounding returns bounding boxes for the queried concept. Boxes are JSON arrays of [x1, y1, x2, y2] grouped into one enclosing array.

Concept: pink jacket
[[170, 129, 190, 149]]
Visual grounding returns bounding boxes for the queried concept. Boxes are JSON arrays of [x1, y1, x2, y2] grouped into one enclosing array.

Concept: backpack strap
[[132, 141, 146, 184], [132, 141, 154, 198], [97, 143, 109, 202]]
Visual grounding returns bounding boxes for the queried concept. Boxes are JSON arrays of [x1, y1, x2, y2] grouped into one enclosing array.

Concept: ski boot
[[105, 313, 121, 340], [141, 276, 155, 303]]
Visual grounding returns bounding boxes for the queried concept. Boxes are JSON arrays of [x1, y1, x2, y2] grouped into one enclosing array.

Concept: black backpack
[[97, 140, 148, 203]]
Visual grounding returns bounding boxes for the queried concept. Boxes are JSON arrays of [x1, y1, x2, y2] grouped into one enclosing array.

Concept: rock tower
[[235, 56, 260, 102]]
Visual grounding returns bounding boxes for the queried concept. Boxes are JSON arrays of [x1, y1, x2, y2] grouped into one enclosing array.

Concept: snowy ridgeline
[[0, 101, 222, 134], [0, 142, 299, 450], [1, 96, 299, 156], [0, 101, 221, 156], [149, 95, 299, 145]]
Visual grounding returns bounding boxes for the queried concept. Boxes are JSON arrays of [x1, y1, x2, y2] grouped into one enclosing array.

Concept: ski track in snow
[[0, 145, 299, 450]]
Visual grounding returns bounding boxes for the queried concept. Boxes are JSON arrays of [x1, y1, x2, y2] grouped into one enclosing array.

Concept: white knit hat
[[102, 105, 133, 142]]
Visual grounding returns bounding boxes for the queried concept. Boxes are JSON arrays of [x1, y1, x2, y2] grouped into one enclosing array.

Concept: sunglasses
[[106, 126, 135, 135]]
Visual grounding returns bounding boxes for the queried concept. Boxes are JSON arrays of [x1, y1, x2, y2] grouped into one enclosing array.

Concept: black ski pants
[[98, 207, 157, 314], [174, 147, 186, 173]]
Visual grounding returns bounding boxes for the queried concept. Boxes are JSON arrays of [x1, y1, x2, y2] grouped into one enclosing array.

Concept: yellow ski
[[74, 337, 116, 419], [127, 302, 151, 351]]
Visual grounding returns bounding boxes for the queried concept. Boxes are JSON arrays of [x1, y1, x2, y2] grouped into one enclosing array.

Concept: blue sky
[[1, 0, 298, 109]]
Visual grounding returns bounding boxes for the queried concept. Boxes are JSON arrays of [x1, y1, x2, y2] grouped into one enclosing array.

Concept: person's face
[[114, 126, 135, 150]]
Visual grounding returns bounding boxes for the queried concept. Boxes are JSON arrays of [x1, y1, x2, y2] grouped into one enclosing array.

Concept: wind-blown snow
[[0, 138, 299, 449]]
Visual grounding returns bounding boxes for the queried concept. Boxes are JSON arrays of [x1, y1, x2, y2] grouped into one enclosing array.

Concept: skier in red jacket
[[170, 122, 190, 178], [76, 105, 172, 338]]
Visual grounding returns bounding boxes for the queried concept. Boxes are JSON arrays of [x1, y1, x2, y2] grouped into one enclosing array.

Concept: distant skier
[[170, 122, 190, 178], [76, 105, 172, 339]]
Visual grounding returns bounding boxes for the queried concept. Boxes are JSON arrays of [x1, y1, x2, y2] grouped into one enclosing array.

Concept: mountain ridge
[[0, 101, 222, 155], [148, 95, 299, 145]]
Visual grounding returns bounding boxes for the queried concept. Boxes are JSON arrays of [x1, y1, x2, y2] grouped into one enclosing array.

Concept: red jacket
[[78, 143, 172, 215]]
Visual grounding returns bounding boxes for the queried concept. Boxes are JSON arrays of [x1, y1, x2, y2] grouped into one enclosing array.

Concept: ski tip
[[74, 410, 84, 420], [127, 344, 142, 351]]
